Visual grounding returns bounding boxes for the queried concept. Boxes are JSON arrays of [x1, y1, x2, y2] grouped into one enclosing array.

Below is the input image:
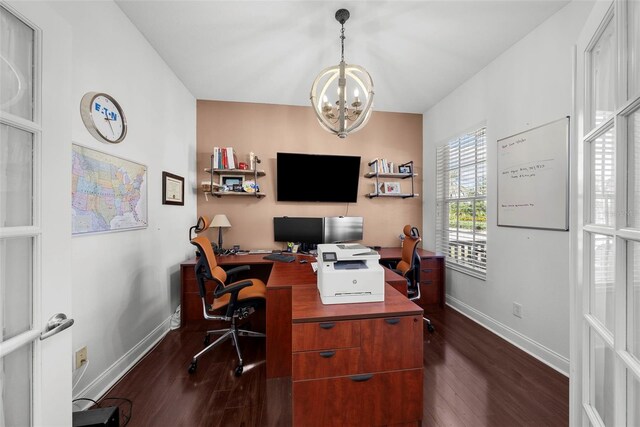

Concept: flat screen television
[[276, 152, 361, 202]]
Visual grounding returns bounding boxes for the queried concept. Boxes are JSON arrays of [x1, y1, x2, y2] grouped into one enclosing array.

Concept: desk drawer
[[361, 316, 423, 372], [292, 320, 360, 352], [419, 259, 440, 280], [292, 369, 422, 426], [292, 347, 360, 380]]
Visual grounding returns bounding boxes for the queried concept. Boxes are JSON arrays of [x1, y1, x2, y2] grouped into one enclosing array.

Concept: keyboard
[[263, 253, 296, 263]]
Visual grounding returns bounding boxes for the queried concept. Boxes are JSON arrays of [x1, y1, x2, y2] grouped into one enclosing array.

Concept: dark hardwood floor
[[97, 306, 568, 426]]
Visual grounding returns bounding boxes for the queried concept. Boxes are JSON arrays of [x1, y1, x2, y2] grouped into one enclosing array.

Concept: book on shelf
[[212, 147, 237, 170]]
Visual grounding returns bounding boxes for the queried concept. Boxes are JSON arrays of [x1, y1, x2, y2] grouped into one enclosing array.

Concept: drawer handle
[[319, 351, 336, 358], [350, 374, 373, 382], [384, 318, 401, 325], [421, 269, 433, 273], [319, 322, 335, 330], [422, 280, 433, 285]]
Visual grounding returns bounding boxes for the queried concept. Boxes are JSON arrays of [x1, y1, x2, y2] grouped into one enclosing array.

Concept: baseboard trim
[[72, 316, 171, 409], [446, 296, 569, 376]]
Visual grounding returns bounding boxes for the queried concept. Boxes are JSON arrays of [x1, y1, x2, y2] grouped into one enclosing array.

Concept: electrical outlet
[[75, 346, 88, 369], [513, 302, 523, 318]]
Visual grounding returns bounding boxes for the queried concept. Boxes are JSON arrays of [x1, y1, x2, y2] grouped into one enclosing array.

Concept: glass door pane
[[0, 124, 34, 227], [590, 15, 616, 128], [591, 234, 615, 332], [0, 237, 33, 340], [629, 241, 640, 362], [591, 330, 615, 426], [628, 370, 640, 426], [629, 0, 640, 98], [629, 108, 640, 228], [591, 128, 616, 226], [0, 5, 34, 120], [1, 343, 32, 426]]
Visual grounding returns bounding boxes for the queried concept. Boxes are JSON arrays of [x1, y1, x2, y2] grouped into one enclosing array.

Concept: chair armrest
[[225, 265, 250, 283], [214, 279, 252, 298], [225, 265, 250, 276], [391, 268, 404, 276]]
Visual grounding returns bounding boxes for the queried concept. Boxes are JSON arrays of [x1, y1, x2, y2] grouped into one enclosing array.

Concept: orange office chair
[[188, 220, 266, 376], [394, 225, 435, 333]]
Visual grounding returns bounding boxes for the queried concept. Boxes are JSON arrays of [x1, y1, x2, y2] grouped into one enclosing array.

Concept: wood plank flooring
[[97, 306, 568, 426]]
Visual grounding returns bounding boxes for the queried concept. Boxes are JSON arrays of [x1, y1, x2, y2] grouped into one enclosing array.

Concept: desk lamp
[[211, 214, 231, 253]]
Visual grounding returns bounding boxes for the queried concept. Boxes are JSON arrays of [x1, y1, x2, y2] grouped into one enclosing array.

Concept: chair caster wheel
[[427, 324, 435, 333], [188, 360, 197, 374], [235, 365, 243, 376], [203, 335, 210, 346]]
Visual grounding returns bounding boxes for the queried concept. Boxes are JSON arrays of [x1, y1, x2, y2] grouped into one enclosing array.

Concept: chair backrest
[[190, 235, 228, 297], [189, 216, 211, 241], [396, 224, 421, 276]]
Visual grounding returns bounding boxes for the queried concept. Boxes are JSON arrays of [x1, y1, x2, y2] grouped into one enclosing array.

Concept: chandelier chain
[[340, 24, 345, 62]]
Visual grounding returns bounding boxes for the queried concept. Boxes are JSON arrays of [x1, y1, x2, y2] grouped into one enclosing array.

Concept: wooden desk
[[291, 285, 423, 426], [378, 247, 446, 308], [179, 250, 422, 378]]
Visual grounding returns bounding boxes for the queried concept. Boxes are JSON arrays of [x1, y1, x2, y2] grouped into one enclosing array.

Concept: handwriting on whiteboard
[[500, 159, 555, 180]]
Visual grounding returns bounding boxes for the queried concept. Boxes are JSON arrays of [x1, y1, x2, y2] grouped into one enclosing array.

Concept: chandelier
[[310, 9, 374, 138]]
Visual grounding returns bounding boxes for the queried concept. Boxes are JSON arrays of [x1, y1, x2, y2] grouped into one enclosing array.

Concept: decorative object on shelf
[[384, 182, 401, 194], [80, 92, 127, 144], [211, 214, 231, 253], [220, 175, 244, 191], [162, 171, 184, 205], [238, 162, 248, 170], [399, 164, 412, 174], [243, 180, 258, 193], [310, 9, 374, 139]]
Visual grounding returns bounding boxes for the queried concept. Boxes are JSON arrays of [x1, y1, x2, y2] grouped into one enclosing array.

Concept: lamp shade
[[211, 214, 231, 228]]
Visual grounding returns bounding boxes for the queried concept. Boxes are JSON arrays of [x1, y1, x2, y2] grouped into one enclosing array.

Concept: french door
[[0, 2, 72, 425], [575, 0, 640, 425]]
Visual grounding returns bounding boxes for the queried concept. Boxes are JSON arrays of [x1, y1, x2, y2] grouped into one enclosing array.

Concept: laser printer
[[316, 243, 384, 304]]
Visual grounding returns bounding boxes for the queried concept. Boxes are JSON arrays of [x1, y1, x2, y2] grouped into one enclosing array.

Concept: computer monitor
[[323, 216, 364, 243], [273, 217, 324, 244]]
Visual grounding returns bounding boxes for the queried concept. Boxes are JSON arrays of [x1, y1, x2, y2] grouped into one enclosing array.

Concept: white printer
[[316, 243, 385, 305]]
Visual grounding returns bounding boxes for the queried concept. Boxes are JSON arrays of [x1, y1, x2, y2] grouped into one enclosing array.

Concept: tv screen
[[276, 152, 361, 202]]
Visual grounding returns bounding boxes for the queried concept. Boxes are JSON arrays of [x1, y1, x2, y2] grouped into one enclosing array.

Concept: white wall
[[422, 0, 594, 374], [48, 1, 197, 400]]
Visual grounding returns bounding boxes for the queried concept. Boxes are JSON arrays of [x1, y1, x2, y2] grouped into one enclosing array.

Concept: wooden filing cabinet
[[418, 256, 444, 307], [292, 315, 423, 427]]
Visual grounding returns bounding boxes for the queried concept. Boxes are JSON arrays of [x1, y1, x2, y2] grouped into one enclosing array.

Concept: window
[[436, 127, 487, 279]]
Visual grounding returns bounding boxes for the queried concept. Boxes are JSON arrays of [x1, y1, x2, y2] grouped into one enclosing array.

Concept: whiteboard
[[497, 117, 569, 230]]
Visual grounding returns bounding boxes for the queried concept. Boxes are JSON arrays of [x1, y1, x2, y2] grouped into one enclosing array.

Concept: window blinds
[[436, 127, 487, 278]]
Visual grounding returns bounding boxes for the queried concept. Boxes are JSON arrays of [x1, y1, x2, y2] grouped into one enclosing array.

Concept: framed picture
[[398, 164, 412, 174], [162, 171, 184, 205], [384, 182, 401, 194], [220, 175, 244, 192]]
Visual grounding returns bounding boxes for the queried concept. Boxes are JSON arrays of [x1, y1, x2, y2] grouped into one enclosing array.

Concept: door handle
[[40, 313, 74, 340]]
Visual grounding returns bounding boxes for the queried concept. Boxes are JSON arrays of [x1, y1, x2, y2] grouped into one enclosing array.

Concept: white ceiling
[[116, 1, 569, 114]]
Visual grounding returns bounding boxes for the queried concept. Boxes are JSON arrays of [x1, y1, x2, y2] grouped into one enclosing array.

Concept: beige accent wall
[[197, 100, 423, 250]]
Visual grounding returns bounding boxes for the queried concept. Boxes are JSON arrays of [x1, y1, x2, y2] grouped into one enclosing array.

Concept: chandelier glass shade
[[310, 9, 374, 138]]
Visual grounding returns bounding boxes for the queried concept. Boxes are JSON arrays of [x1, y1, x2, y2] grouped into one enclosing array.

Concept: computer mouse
[[299, 259, 308, 264]]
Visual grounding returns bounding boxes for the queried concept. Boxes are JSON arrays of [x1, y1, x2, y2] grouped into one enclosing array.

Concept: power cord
[[72, 396, 133, 426], [72, 360, 90, 390]]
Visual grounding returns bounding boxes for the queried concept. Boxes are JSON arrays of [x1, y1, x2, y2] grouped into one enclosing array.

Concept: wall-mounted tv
[[276, 152, 361, 203]]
